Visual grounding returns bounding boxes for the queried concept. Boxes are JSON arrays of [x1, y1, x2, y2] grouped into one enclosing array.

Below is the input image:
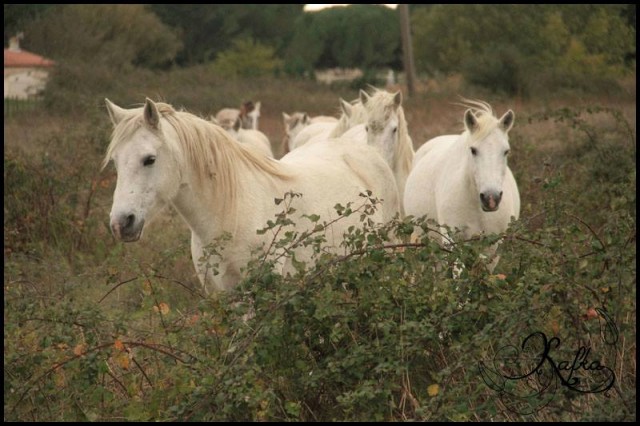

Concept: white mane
[[104, 102, 289, 215]]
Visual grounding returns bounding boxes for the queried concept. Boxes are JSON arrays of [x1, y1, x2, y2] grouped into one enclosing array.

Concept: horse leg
[[439, 229, 464, 279], [482, 241, 501, 273]]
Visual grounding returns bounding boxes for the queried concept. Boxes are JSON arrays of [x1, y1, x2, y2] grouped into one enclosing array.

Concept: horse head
[[104, 98, 183, 241], [240, 100, 261, 130], [360, 88, 403, 167], [463, 104, 515, 212]]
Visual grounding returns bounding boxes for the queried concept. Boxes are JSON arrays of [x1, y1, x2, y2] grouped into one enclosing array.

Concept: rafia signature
[[478, 307, 618, 415]]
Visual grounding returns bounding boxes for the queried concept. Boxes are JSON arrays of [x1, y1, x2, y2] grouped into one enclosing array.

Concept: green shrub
[[461, 43, 530, 96], [211, 39, 284, 78]]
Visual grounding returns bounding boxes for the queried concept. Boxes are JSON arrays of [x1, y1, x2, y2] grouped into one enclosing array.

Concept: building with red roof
[[4, 34, 55, 100]]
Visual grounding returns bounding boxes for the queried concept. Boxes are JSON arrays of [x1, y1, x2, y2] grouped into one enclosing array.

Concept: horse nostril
[[124, 214, 135, 230]]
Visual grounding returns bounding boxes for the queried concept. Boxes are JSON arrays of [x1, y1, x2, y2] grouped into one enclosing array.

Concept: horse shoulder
[[290, 122, 331, 150], [237, 129, 274, 158], [504, 167, 520, 220], [404, 135, 462, 222], [336, 140, 400, 218], [412, 134, 457, 169], [341, 124, 367, 145]]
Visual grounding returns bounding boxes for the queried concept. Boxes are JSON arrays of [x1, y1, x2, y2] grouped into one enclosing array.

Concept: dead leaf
[[142, 280, 152, 295], [585, 307, 599, 320], [153, 302, 170, 315], [427, 384, 440, 397], [114, 339, 125, 351], [54, 368, 66, 387], [117, 352, 130, 370], [73, 343, 87, 356]]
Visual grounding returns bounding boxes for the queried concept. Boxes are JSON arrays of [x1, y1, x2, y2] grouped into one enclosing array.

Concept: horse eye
[[365, 125, 369, 132], [470, 147, 478, 156], [392, 126, 398, 134], [143, 155, 156, 166], [504, 149, 510, 156]]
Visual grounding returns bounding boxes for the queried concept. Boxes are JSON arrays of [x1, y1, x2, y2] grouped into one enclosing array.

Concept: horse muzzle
[[110, 213, 145, 242], [480, 191, 503, 212]]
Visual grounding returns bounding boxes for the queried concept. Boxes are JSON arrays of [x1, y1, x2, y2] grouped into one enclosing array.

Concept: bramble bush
[[6, 174, 635, 420]]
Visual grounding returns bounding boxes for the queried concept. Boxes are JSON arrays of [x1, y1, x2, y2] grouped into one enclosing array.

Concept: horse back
[[412, 135, 458, 169], [282, 138, 400, 222], [237, 129, 273, 158]]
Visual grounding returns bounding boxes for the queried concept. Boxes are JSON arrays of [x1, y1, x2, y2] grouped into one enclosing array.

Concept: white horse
[[215, 100, 261, 131], [289, 98, 367, 152], [103, 98, 400, 293], [282, 112, 337, 155], [224, 116, 274, 158], [404, 100, 520, 272], [342, 88, 415, 215]]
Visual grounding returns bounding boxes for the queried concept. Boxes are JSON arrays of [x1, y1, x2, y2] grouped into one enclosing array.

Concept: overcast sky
[[304, 4, 398, 11]]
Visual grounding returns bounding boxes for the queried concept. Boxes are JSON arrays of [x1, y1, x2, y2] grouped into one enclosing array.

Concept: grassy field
[[4, 69, 636, 421]]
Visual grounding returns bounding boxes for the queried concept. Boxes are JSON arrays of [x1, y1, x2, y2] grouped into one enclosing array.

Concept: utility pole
[[399, 4, 416, 98]]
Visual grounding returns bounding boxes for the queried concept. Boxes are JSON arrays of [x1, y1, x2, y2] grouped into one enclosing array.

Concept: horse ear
[[254, 101, 261, 112], [144, 98, 160, 129], [499, 110, 515, 133], [464, 109, 479, 133], [359, 89, 370, 106], [340, 99, 353, 117], [283, 112, 291, 124], [105, 98, 127, 126], [302, 113, 310, 124], [393, 91, 402, 108]]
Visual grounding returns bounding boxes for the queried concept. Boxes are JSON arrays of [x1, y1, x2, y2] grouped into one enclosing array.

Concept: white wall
[[4, 68, 50, 99]]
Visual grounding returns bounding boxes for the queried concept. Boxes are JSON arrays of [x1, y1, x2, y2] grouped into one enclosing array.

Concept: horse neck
[[240, 115, 253, 130], [170, 132, 280, 242], [171, 175, 225, 242], [329, 114, 350, 138], [453, 132, 478, 195], [393, 107, 414, 179]]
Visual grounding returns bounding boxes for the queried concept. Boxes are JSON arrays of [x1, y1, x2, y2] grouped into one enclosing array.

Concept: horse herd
[[103, 87, 519, 293]]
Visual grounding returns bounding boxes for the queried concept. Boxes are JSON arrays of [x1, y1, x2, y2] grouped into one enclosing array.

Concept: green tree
[[3, 4, 52, 46], [412, 4, 547, 75], [580, 7, 635, 71], [539, 11, 571, 64], [411, 4, 635, 95], [285, 5, 401, 75], [23, 4, 182, 69], [211, 38, 283, 78], [150, 4, 304, 65]]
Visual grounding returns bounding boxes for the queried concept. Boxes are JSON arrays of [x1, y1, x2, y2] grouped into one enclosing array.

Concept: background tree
[[23, 4, 182, 70], [149, 4, 304, 65], [285, 5, 401, 75], [411, 4, 635, 95], [5, 4, 634, 96], [211, 38, 284, 78], [3, 4, 51, 46]]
